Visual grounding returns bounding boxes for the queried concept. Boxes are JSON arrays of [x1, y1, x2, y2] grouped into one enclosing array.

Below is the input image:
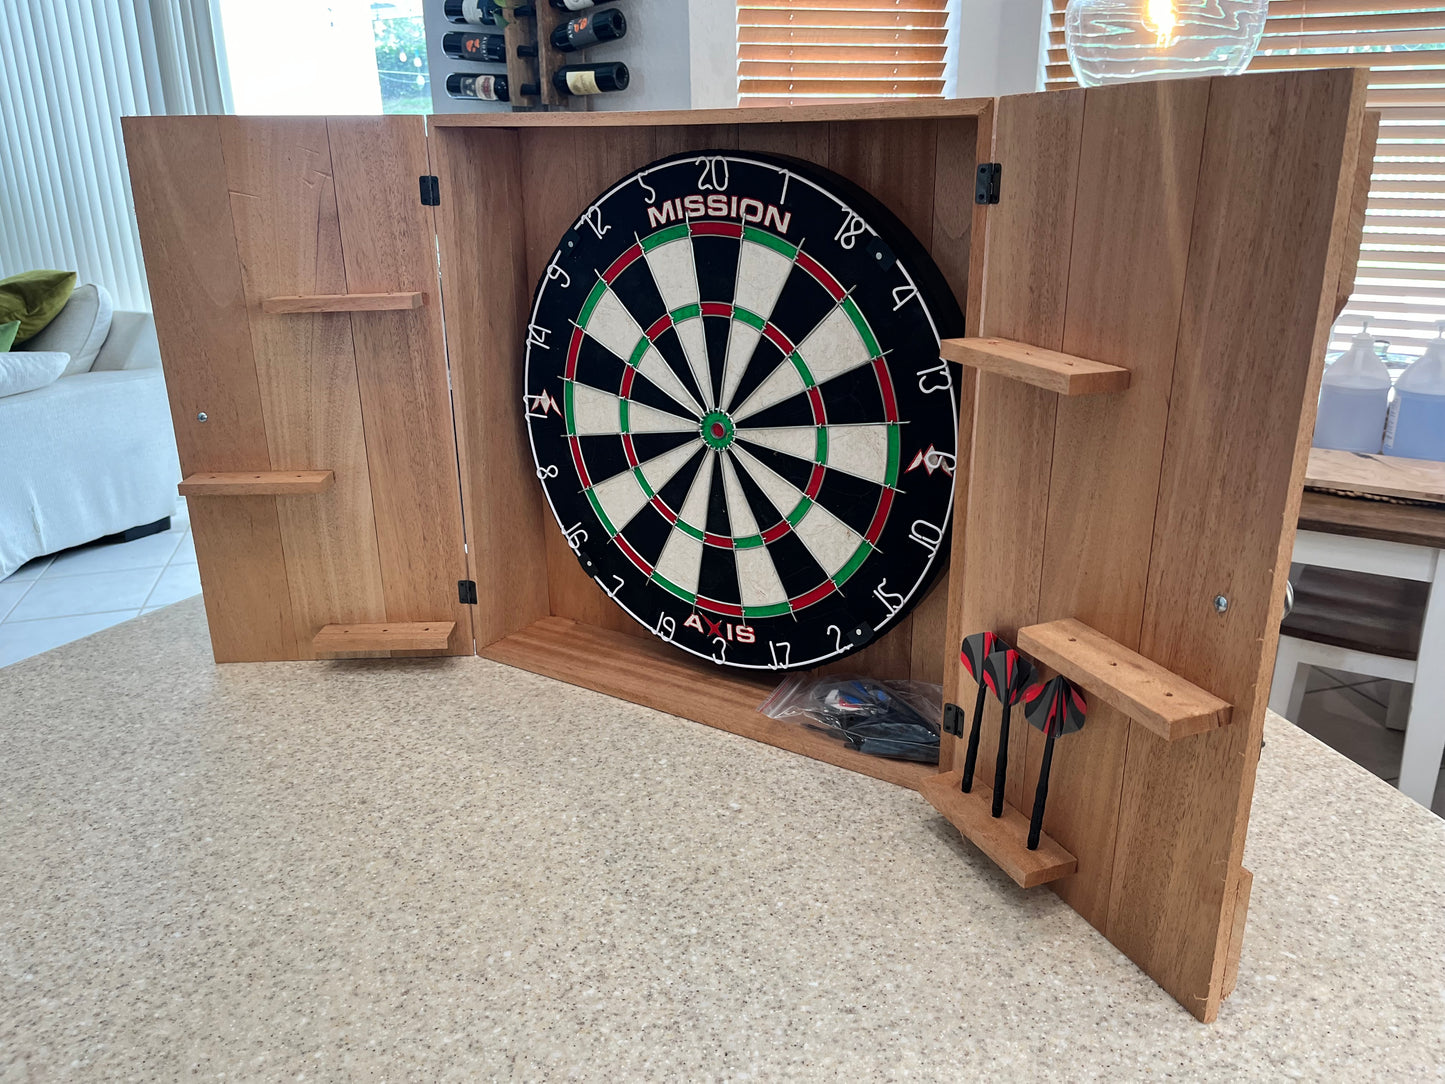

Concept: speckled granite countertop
[[2, 598, 1443, 1081]]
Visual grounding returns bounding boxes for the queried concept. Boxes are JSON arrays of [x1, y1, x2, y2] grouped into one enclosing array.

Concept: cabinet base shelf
[[918, 770, 1077, 888], [480, 616, 939, 791], [313, 621, 455, 653]]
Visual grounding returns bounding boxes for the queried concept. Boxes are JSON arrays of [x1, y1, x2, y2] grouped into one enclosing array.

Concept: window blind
[[1045, 1, 1445, 356], [737, 0, 949, 106], [0, 0, 231, 312]]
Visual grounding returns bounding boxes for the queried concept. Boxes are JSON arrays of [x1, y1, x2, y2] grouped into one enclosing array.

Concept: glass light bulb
[[1143, 0, 1177, 47], [1065, 0, 1268, 86]]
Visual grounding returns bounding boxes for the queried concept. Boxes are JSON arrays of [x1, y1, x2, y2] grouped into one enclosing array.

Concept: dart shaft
[[960, 682, 987, 792], [1028, 731, 1056, 850], [991, 703, 1011, 818]]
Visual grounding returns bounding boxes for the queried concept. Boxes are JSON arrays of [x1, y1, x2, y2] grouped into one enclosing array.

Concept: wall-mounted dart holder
[[124, 70, 1374, 1025], [924, 72, 1375, 1023]]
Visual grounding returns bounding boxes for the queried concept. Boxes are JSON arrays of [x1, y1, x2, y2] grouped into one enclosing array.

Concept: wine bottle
[[446, 72, 513, 102], [442, 32, 508, 63], [444, 0, 497, 25], [550, 0, 606, 10], [445, 0, 534, 24], [551, 61, 629, 96], [551, 8, 626, 51]]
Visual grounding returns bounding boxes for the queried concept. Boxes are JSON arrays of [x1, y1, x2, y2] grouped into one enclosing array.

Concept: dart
[[981, 648, 1036, 818], [958, 632, 1006, 793], [1022, 675, 1088, 851]]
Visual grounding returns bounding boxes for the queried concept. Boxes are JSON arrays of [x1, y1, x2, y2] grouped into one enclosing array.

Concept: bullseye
[[699, 409, 736, 451]]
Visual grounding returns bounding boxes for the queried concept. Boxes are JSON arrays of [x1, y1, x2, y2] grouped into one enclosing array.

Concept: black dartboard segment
[[523, 150, 963, 670]]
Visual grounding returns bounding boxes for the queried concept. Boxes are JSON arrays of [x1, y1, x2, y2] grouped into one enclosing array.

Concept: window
[[1046, 1, 1445, 360], [737, 0, 950, 106], [218, 0, 430, 115]]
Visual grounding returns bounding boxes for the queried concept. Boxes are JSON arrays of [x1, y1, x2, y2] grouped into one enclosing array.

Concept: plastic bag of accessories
[[759, 675, 942, 763]]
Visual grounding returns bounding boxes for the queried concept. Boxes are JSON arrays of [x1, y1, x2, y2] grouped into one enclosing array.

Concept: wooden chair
[[1269, 565, 1426, 762]]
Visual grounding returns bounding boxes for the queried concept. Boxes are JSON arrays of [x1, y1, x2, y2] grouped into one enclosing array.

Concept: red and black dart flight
[[1022, 675, 1088, 850], [958, 632, 1005, 794], [981, 648, 1036, 818]]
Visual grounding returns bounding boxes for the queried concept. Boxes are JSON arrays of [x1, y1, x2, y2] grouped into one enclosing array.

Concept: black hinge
[[458, 579, 477, 604], [975, 162, 1002, 205], [942, 702, 965, 738], [419, 175, 440, 206]]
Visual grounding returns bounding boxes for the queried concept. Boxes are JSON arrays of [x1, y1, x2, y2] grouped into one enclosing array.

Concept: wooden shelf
[[178, 471, 335, 497], [918, 771, 1077, 888], [480, 616, 939, 791], [261, 292, 424, 314], [313, 621, 456, 653], [940, 337, 1131, 396], [1017, 618, 1232, 741]]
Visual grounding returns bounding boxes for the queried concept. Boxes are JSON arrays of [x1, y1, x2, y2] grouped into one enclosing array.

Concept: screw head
[[196, 412, 208, 423], [1213, 594, 1229, 614]]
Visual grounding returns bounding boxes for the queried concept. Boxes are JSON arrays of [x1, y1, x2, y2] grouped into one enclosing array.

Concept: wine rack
[[427, 0, 631, 113]]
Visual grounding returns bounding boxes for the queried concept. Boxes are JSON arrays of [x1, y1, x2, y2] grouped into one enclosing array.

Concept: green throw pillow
[[0, 320, 18, 351], [0, 270, 77, 343]]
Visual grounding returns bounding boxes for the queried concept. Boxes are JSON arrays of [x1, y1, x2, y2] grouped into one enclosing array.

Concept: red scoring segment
[[602, 243, 643, 284]]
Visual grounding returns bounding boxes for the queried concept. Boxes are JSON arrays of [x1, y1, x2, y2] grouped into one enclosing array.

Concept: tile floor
[[0, 499, 200, 669], [1294, 665, 1445, 815]]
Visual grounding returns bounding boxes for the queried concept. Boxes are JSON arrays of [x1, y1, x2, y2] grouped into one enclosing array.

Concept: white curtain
[[0, 0, 232, 311]]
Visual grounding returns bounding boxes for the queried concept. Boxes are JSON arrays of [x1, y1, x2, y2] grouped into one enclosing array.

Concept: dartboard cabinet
[[127, 72, 1374, 1023]]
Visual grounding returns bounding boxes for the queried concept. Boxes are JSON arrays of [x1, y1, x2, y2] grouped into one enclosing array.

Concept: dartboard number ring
[[523, 150, 963, 670]]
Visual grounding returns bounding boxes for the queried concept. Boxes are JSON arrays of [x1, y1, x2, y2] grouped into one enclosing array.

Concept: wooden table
[[1293, 449, 1445, 805]]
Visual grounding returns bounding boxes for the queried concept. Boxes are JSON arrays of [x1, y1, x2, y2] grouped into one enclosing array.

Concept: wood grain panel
[[1336, 109, 1380, 319], [734, 122, 831, 164], [327, 116, 473, 656], [188, 498, 297, 662], [827, 119, 938, 244], [432, 127, 551, 649], [124, 116, 294, 662], [943, 89, 1085, 811], [933, 113, 982, 761], [122, 116, 269, 476], [1030, 78, 1210, 928], [1112, 68, 1368, 1022], [220, 116, 388, 660]]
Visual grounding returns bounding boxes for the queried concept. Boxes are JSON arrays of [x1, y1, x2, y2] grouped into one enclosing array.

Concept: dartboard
[[523, 150, 962, 670]]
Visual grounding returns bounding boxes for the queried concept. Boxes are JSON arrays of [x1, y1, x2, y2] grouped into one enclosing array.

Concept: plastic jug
[[1313, 320, 1391, 454], [1384, 322, 1445, 462]]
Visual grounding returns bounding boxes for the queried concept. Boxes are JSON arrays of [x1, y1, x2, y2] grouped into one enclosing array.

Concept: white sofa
[[0, 310, 181, 578]]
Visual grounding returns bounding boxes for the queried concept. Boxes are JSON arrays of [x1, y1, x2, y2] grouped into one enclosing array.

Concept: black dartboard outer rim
[[522, 149, 964, 671]]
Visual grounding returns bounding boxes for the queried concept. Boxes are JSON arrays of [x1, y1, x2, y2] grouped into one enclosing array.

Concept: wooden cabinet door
[[125, 116, 472, 660], [941, 70, 1369, 1021]]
